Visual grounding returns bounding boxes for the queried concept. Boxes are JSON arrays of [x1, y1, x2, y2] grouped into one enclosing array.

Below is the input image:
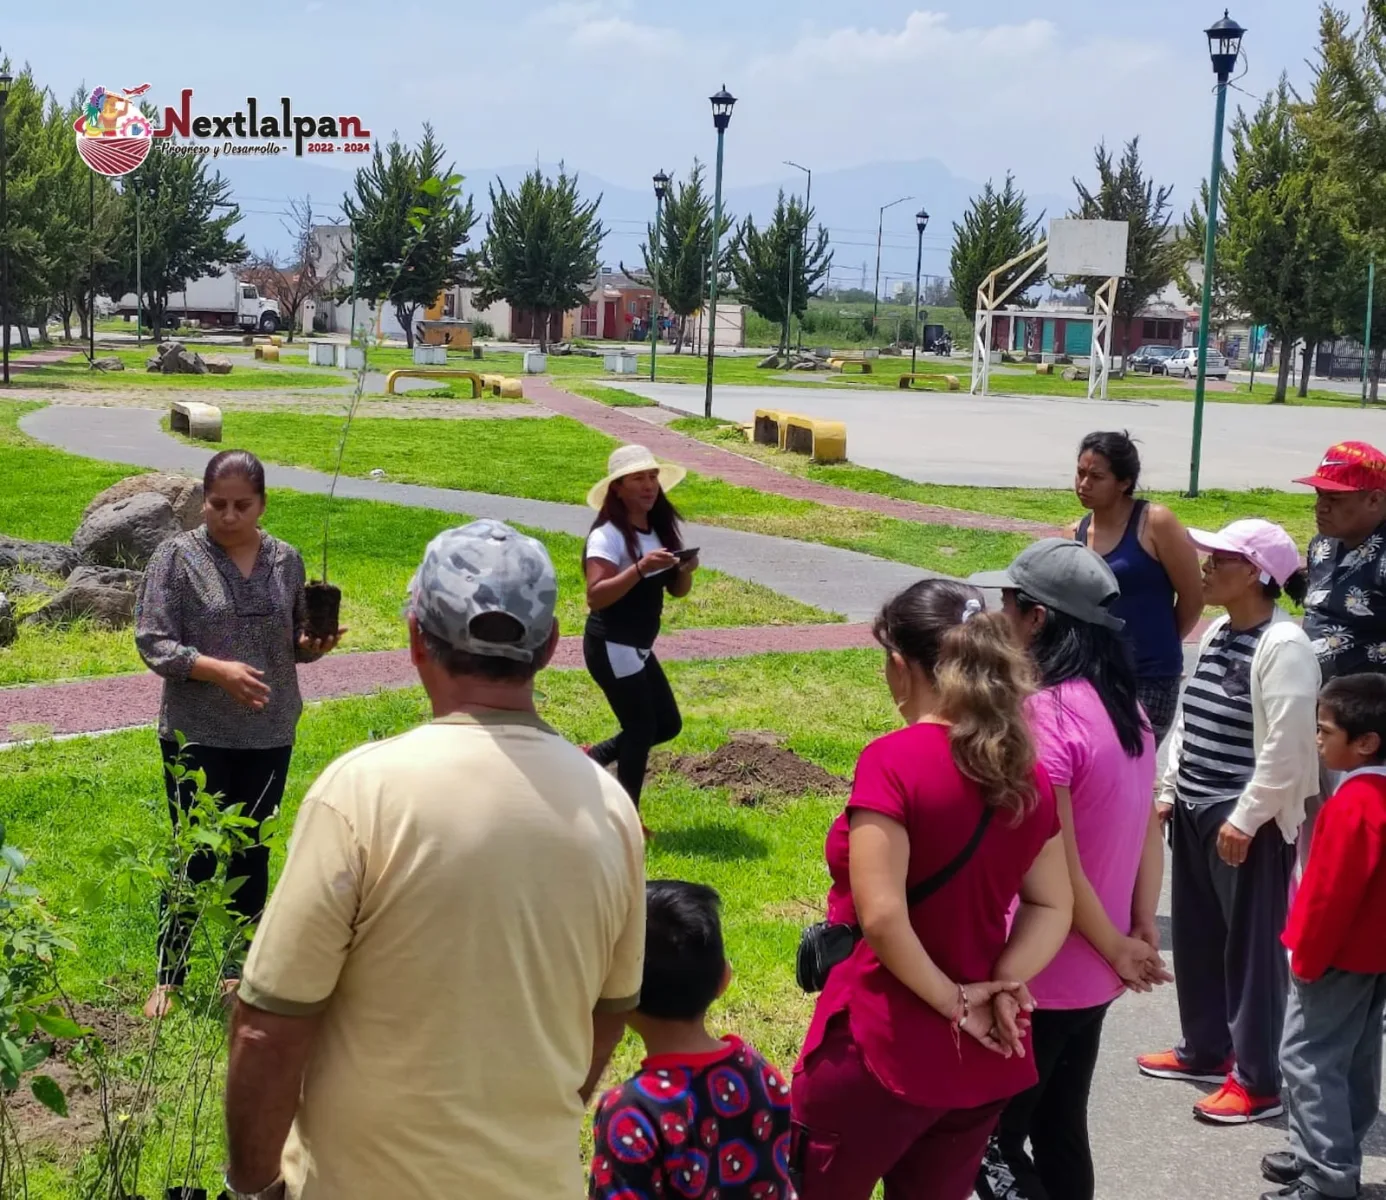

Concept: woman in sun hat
[[583, 444, 697, 828], [1136, 519, 1319, 1128]]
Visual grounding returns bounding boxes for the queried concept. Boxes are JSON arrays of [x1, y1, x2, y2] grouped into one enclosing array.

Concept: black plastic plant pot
[[304, 580, 342, 640]]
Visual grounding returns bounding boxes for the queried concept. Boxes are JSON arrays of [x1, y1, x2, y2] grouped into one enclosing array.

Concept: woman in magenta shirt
[[971, 539, 1171, 1200], [790, 579, 1073, 1200]]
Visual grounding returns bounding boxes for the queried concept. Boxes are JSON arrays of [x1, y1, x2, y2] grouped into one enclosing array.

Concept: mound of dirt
[[667, 731, 847, 806]]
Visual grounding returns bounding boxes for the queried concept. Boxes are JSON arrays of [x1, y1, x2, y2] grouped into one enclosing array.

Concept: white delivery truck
[[115, 268, 282, 333]]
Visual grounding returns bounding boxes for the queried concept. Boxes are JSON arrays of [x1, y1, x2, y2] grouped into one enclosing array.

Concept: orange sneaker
[[1136, 1048, 1232, 1084], [1193, 1076, 1284, 1124]]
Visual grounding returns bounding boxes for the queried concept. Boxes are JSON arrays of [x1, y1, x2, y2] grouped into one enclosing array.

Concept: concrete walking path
[[0, 623, 878, 744], [529, 381, 1062, 536], [19, 405, 929, 623]]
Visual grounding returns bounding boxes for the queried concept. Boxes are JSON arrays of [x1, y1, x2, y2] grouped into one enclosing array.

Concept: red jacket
[[1283, 771, 1386, 981]]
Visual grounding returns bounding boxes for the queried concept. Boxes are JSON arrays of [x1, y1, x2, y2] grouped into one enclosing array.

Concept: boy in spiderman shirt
[[1260, 674, 1386, 1200], [589, 880, 796, 1200]]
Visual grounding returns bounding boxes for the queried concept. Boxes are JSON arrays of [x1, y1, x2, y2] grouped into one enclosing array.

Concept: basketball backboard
[[1048, 219, 1129, 277]]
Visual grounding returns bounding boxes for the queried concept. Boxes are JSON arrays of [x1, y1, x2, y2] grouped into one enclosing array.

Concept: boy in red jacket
[[1260, 673, 1386, 1200]]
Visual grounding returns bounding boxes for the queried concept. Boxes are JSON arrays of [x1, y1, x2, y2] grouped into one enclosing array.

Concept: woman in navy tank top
[[1072, 432, 1203, 745]]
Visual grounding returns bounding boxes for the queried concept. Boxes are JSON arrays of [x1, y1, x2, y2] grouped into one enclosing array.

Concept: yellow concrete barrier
[[898, 373, 960, 392], [832, 358, 872, 375], [481, 374, 504, 389], [269, 335, 284, 346], [384, 368, 484, 398], [784, 415, 846, 463], [261, 345, 279, 363], [1036, 362, 1053, 375], [753, 409, 787, 447], [253, 347, 264, 360], [498, 378, 524, 399]]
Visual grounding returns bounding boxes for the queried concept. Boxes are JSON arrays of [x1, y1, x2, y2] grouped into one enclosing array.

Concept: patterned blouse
[[135, 527, 321, 749], [1304, 520, 1386, 681]]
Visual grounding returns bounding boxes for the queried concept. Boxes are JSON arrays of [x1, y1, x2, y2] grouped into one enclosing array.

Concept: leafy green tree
[[341, 125, 477, 348], [474, 166, 604, 352], [627, 161, 731, 353], [728, 191, 831, 354], [1070, 138, 1182, 373], [1187, 77, 1352, 401], [949, 174, 1044, 321], [0, 66, 54, 349], [99, 128, 247, 341]]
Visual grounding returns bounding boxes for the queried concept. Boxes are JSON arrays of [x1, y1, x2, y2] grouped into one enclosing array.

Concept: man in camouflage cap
[[225, 520, 646, 1200]]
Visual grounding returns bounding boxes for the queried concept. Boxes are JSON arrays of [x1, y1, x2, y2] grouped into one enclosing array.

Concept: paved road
[[606, 381, 1383, 492], [19, 405, 928, 623]]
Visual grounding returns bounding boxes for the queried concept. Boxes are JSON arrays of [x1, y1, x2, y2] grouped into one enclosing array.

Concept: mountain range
[[213, 155, 1074, 296]]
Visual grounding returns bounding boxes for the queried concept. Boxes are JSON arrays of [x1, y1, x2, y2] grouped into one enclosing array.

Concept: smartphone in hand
[[673, 547, 700, 561]]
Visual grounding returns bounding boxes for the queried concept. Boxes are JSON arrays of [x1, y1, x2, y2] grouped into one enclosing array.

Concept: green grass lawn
[[2, 346, 344, 391], [0, 403, 830, 686], [1, 649, 882, 1197], [202, 409, 1034, 579], [671, 416, 1322, 547], [567, 381, 658, 407]]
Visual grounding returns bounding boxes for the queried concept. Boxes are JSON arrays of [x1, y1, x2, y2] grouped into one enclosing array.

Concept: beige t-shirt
[[239, 709, 646, 1200]]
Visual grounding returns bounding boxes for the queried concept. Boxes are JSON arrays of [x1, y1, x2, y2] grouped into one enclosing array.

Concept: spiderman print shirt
[[1304, 521, 1386, 680], [589, 1035, 797, 1200]]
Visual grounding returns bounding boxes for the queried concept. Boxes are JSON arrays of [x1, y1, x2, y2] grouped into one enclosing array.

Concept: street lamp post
[[651, 169, 669, 382], [704, 86, 735, 419], [785, 160, 810, 355], [1188, 10, 1245, 497], [0, 73, 12, 386], [911, 209, 929, 376], [872, 195, 912, 337]]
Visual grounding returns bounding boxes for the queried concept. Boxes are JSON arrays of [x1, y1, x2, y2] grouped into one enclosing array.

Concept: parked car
[[1128, 345, 1178, 373], [1159, 347, 1229, 379]]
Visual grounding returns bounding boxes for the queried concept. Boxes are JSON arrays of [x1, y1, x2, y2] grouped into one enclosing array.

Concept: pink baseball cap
[[1188, 519, 1302, 586]]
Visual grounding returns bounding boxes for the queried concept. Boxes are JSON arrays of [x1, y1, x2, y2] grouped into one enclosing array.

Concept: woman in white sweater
[[1136, 519, 1319, 1126]]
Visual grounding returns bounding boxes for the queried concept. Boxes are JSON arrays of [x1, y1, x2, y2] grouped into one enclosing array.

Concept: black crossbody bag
[[795, 805, 994, 994]]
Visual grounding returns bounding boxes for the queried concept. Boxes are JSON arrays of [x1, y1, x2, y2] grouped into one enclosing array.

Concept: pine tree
[[1070, 138, 1182, 372], [474, 167, 604, 353], [949, 174, 1044, 322], [628, 161, 731, 353], [728, 191, 832, 354], [340, 125, 477, 348]]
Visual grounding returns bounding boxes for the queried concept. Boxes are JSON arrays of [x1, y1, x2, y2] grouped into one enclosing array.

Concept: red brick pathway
[[5, 346, 85, 373], [529, 381, 1064, 537], [0, 623, 879, 744]]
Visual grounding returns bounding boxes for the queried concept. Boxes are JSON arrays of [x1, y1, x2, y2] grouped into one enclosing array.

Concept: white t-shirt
[[584, 523, 672, 576]]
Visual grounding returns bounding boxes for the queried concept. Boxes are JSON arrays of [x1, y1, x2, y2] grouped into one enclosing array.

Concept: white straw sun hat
[[585, 445, 688, 510]]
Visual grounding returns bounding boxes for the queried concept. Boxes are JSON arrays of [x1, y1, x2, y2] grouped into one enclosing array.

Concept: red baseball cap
[[1293, 441, 1386, 493]]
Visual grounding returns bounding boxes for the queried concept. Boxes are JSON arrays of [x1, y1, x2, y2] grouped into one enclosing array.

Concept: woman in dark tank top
[[1072, 431, 1204, 745]]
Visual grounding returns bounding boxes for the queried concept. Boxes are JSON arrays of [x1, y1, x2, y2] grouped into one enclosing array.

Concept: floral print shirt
[[1303, 520, 1386, 681]]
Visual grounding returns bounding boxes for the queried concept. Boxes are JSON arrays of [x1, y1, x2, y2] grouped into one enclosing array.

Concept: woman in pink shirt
[[971, 539, 1171, 1200], [790, 578, 1074, 1200]]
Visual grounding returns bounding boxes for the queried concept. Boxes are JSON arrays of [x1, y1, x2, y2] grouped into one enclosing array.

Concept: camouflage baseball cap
[[407, 519, 558, 662]]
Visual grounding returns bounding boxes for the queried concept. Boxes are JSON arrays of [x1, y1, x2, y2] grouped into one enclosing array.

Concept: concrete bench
[[753, 409, 789, 448], [898, 373, 961, 392], [783, 415, 846, 463], [384, 369, 486, 399], [828, 358, 872, 374], [170, 401, 222, 443]]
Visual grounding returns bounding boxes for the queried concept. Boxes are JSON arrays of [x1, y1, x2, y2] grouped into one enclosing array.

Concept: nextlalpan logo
[[75, 83, 373, 175]]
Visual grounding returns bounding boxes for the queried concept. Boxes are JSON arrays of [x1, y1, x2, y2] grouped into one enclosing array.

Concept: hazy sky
[[11, 0, 1318, 204]]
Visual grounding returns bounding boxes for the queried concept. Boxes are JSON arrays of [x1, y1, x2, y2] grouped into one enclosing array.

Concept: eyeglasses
[[1205, 552, 1249, 570]]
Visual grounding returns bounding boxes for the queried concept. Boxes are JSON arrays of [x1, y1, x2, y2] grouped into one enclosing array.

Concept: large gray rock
[[2, 573, 57, 599], [73, 493, 181, 569], [93, 356, 124, 371], [68, 565, 144, 592], [0, 536, 82, 579], [204, 356, 233, 376], [83, 473, 203, 531], [24, 583, 136, 630], [146, 341, 207, 375], [0, 595, 14, 647]]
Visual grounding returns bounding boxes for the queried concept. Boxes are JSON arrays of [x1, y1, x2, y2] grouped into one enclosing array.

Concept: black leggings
[[981, 1002, 1111, 1200], [583, 633, 682, 806], [157, 738, 292, 986]]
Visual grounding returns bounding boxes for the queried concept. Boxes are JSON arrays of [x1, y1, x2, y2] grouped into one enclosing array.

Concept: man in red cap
[[1296, 441, 1386, 685]]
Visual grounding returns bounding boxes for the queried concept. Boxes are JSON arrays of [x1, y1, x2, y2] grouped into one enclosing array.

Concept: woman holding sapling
[[134, 450, 343, 1019]]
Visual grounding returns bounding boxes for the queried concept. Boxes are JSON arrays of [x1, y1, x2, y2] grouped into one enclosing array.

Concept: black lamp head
[[916, 209, 930, 234], [653, 169, 670, 201], [710, 86, 737, 132], [1205, 10, 1245, 81]]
